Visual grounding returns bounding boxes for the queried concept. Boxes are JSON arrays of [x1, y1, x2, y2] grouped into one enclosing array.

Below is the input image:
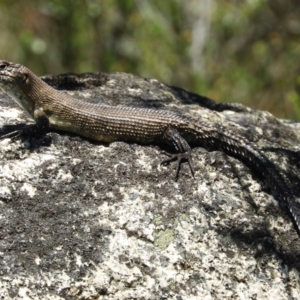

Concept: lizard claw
[[161, 150, 195, 180], [0, 124, 49, 142], [0, 129, 23, 140]]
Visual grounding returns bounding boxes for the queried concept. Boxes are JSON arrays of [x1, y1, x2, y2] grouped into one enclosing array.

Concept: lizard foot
[[161, 150, 195, 180], [0, 124, 47, 141], [0, 127, 23, 140]]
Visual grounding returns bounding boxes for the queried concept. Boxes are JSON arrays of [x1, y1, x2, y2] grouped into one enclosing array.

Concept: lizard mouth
[[0, 73, 15, 81]]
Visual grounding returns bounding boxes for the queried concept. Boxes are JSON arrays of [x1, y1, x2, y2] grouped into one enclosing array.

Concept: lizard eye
[[0, 64, 7, 70]]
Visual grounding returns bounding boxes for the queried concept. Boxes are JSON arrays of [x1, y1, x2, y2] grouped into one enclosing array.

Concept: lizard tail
[[193, 122, 300, 232]]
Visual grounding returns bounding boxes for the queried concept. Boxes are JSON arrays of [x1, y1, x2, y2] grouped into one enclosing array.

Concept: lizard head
[[0, 60, 35, 116], [0, 60, 30, 89]]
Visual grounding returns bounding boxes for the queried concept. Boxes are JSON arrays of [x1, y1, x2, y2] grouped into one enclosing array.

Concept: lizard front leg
[[0, 108, 50, 139]]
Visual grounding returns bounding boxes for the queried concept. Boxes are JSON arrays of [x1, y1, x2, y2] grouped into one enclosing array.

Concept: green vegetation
[[0, 1, 299, 119]]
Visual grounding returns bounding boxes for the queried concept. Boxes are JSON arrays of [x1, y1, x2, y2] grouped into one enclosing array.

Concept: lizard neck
[[23, 71, 54, 117]]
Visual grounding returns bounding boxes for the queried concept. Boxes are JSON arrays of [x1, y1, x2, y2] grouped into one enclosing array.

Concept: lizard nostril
[[0, 64, 6, 70]]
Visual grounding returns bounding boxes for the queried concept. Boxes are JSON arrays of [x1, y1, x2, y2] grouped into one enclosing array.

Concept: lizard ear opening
[[23, 73, 29, 83]]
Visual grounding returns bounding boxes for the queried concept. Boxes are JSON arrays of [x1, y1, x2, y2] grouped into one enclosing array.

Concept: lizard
[[0, 60, 299, 233]]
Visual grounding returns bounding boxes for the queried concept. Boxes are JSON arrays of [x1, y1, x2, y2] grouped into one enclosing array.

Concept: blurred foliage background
[[0, 0, 300, 119]]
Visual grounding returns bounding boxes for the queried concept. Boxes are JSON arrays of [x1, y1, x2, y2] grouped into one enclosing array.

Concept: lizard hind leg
[[160, 127, 195, 180]]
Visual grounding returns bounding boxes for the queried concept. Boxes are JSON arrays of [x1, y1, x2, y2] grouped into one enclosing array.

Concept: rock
[[0, 71, 300, 299]]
